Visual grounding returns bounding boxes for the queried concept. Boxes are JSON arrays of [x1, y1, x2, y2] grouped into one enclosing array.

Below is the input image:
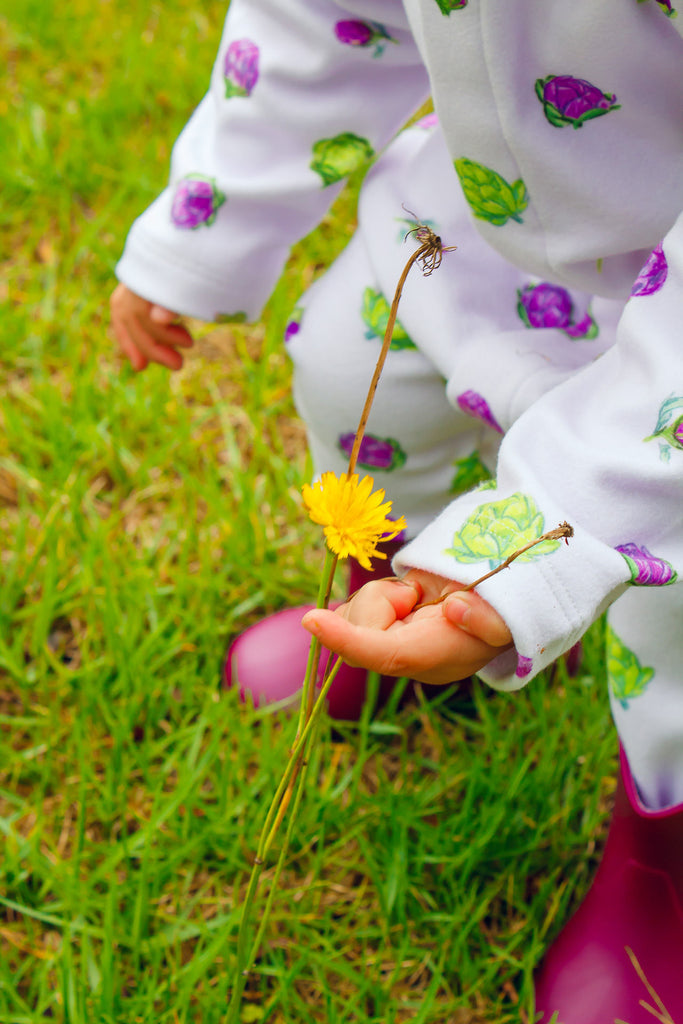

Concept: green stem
[[298, 547, 337, 733], [228, 643, 344, 1019], [245, 658, 343, 979]]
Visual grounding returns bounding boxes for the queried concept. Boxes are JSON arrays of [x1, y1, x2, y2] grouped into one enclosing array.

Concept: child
[[110, 1, 683, 1018]]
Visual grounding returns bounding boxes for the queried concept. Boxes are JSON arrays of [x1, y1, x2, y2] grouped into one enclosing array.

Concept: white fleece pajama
[[116, 0, 683, 809]]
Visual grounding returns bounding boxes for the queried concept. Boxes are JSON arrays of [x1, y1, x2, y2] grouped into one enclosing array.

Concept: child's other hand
[[110, 284, 194, 371], [301, 570, 513, 685]]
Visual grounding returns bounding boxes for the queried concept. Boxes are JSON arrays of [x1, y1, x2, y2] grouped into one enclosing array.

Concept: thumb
[[442, 591, 512, 648], [304, 577, 420, 635]]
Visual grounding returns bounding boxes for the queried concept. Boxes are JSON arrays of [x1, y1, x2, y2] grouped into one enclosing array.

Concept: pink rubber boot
[[223, 541, 403, 720], [534, 746, 683, 1023]]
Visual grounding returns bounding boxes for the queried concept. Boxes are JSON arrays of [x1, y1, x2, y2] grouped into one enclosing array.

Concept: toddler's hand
[[110, 284, 194, 371], [301, 570, 513, 686]]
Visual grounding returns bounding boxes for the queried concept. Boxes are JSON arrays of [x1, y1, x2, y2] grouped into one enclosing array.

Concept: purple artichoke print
[[335, 20, 372, 46], [616, 542, 677, 586], [456, 390, 504, 434], [631, 243, 668, 297], [334, 20, 395, 56], [638, 0, 678, 16], [517, 282, 598, 340], [535, 75, 620, 129], [284, 305, 303, 344], [171, 176, 226, 229], [515, 655, 533, 679], [223, 39, 259, 98], [338, 432, 407, 472]]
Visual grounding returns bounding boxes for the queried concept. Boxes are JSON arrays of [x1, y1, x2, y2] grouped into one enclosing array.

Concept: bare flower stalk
[[413, 522, 574, 610], [347, 229, 456, 476]]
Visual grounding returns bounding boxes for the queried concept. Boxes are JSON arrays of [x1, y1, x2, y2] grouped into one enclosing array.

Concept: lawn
[[0, 2, 617, 1021]]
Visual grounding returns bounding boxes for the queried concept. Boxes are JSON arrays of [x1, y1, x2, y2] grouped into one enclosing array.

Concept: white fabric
[[608, 583, 683, 809], [115, 0, 683, 806]]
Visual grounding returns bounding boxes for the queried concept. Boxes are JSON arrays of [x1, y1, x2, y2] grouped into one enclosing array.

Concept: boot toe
[[224, 605, 317, 708], [224, 603, 385, 719]]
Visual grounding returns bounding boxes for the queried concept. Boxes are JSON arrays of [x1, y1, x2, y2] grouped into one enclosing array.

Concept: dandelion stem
[[226, 655, 344, 1023], [298, 548, 337, 732], [247, 658, 343, 975]]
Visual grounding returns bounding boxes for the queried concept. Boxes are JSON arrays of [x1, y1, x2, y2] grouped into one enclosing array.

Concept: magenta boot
[[534, 746, 683, 1023], [223, 541, 403, 720]]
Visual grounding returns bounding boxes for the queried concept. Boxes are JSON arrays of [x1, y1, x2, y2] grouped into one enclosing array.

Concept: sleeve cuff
[[115, 198, 293, 323], [392, 485, 631, 690]]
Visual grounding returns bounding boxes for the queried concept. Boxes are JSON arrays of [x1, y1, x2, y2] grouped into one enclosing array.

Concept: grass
[[0, 2, 619, 1021]]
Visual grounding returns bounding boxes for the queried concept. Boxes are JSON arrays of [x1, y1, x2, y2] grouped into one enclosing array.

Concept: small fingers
[[300, 608, 413, 676], [148, 311, 195, 348], [110, 285, 193, 371], [126, 315, 186, 371], [442, 591, 512, 648], [301, 605, 495, 684], [339, 578, 421, 630], [113, 320, 149, 372]]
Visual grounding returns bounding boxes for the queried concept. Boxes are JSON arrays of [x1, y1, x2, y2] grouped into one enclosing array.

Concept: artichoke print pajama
[[116, 0, 683, 810]]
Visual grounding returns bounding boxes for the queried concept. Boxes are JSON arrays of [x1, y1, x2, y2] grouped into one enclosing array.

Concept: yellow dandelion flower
[[301, 472, 407, 570]]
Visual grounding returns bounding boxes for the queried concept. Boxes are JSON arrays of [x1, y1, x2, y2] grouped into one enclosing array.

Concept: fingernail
[[301, 614, 320, 637], [396, 576, 423, 601], [396, 578, 420, 592], [443, 593, 472, 632]]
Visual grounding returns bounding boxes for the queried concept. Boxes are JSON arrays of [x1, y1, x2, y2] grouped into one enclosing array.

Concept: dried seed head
[[401, 206, 457, 276]]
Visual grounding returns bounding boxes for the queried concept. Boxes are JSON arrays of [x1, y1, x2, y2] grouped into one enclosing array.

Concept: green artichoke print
[[607, 625, 655, 709], [434, 0, 468, 12], [449, 452, 493, 496], [445, 492, 561, 568], [644, 394, 683, 462], [455, 158, 529, 226], [361, 288, 416, 349], [311, 132, 375, 186]]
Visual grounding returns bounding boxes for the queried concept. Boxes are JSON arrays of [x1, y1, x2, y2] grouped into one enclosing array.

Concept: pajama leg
[[535, 583, 683, 1021], [286, 227, 494, 537], [607, 582, 683, 809]]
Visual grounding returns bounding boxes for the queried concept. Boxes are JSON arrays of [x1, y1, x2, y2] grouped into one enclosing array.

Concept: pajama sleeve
[[394, 215, 683, 691], [115, 0, 430, 322]]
